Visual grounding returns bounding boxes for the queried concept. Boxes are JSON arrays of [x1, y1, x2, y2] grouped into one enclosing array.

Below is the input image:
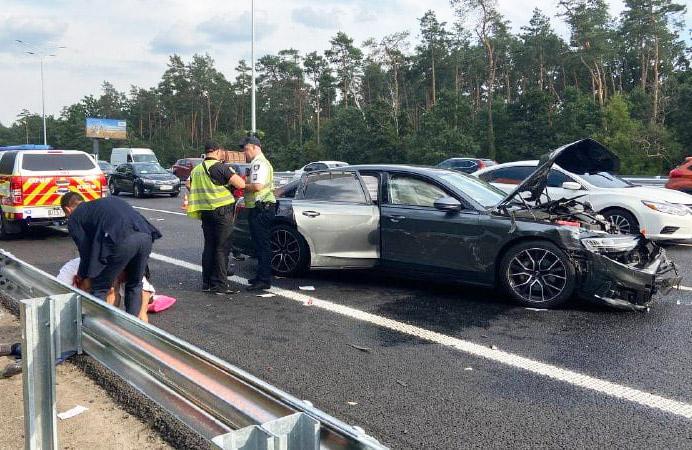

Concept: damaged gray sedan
[[234, 138, 681, 310]]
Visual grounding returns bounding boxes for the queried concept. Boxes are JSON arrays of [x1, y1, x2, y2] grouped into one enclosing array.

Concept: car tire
[[499, 240, 576, 308], [109, 180, 119, 196], [133, 183, 144, 198], [0, 212, 21, 240], [270, 225, 309, 277], [602, 208, 640, 235]]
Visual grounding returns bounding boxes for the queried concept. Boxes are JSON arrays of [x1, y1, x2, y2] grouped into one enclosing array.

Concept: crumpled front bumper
[[577, 247, 681, 311]]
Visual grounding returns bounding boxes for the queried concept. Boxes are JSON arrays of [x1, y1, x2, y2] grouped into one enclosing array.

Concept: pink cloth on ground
[[147, 295, 176, 313]]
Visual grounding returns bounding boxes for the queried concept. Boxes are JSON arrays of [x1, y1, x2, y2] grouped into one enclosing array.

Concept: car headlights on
[[581, 236, 639, 253], [641, 200, 689, 216]]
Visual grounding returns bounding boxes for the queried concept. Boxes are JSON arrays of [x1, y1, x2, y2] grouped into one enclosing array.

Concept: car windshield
[[438, 172, 507, 207], [133, 154, 158, 163], [135, 163, 167, 175], [576, 171, 633, 188]]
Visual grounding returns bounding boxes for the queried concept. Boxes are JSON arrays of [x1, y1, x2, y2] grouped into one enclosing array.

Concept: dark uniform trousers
[[201, 204, 234, 289], [90, 231, 153, 315], [248, 203, 276, 284]]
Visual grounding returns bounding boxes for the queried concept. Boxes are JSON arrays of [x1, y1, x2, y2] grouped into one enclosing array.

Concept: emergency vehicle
[[0, 149, 107, 237]]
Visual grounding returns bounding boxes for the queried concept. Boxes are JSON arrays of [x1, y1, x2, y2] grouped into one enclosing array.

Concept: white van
[[110, 148, 159, 166]]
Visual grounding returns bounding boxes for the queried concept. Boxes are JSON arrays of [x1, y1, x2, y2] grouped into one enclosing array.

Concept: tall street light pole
[[16, 40, 65, 146], [251, 0, 256, 134]]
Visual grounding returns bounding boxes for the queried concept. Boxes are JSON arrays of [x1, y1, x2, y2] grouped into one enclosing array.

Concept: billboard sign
[[86, 118, 127, 139]]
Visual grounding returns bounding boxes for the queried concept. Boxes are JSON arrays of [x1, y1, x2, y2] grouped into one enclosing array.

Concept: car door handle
[[302, 211, 320, 218], [386, 215, 406, 222]]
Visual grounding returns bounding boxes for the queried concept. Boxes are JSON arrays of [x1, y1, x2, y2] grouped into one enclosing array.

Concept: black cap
[[237, 135, 261, 150], [204, 141, 220, 153]]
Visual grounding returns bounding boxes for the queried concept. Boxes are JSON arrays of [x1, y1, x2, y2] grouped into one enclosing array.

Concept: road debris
[[299, 286, 316, 291], [464, 367, 473, 371], [257, 293, 276, 298], [525, 307, 549, 312], [57, 405, 88, 420], [396, 380, 408, 387], [347, 401, 358, 406], [347, 344, 372, 353], [491, 345, 498, 350]]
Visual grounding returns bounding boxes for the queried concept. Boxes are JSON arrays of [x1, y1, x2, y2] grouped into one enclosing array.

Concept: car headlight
[[641, 200, 689, 216], [581, 236, 639, 253]]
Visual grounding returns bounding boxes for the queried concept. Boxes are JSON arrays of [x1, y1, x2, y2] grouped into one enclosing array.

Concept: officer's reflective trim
[[188, 188, 234, 197]]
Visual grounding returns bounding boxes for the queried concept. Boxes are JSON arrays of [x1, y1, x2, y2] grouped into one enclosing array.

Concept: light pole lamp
[[16, 40, 66, 146]]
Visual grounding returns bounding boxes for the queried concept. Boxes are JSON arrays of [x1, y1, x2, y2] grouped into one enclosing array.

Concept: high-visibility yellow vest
[[186, 160, 235, 219], [245, 154, 275, 208]]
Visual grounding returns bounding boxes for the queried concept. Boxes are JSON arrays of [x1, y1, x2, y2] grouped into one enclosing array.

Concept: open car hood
[[498, 138, 620, 207]]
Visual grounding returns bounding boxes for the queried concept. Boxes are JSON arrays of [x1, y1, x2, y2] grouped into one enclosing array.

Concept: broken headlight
[[641, 201, 689, 216], [581, 236, 639, 253]]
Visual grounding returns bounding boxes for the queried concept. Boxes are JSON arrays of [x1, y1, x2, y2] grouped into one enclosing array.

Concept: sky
[[0, 0, 685, 128]]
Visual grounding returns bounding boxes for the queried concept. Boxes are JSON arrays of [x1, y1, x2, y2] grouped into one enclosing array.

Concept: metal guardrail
[[0, 250, 386, 450]]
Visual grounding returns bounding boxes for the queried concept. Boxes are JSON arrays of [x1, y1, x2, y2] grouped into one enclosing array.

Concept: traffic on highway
[[0, 139, 691, 449]]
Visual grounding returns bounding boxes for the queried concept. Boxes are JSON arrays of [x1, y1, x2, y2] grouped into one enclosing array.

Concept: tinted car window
[[438, 172, 505, 208], [451, 160, 477, 170], [0, 152, 17, 174], [547, 169, 576, 188], [134, 163, 167, 175], [133, 154, 157, 163], [302, 172, 366, 203], [388, 174, 447, 207], [479, 166, 535, 184], [22, 154, 96, 171]]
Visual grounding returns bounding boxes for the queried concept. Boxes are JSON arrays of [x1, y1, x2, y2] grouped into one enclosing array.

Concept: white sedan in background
[[473, 160, 692, 241]]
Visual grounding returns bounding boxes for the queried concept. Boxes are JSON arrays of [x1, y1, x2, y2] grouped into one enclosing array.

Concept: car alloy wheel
[[507, 248, 568, 304], [608, 214, 632, 234], [134, 184, 142, 198], [271, 228, 301, 274], [109, 181, 118, 195]]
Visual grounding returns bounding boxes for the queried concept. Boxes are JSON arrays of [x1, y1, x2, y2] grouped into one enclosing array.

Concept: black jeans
[[91, 232, 152, 316], [201, 205, 234, 290], [248, 204, 275, 284]]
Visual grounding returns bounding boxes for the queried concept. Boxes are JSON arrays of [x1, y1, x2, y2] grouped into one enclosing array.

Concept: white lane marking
[[677, 285, 692, 292], [150, 252, 692, 421], [133, 206, 187, 216]]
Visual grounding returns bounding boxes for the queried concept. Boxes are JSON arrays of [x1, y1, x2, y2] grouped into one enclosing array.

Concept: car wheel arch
[[270, 223, 312, 274]]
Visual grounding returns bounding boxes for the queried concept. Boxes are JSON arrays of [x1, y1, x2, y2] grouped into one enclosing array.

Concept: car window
[[388, 174, 447, 208], [577, 171, 632, 188], [133, 154, 157, 163], [134, 163, 167, 175], [359, 175, 379, 203], [437, 172, 506, 208], [0, 152, 17, 174], [479, 166, 535, 185], [21, 154, 96, 171], [302, 171, 366, 203], [547, 170, 576, 188], [451, 160, 477, 169]]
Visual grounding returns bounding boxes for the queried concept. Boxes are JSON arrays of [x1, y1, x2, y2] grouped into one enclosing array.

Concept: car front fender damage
[[571, 244, 681, 311]]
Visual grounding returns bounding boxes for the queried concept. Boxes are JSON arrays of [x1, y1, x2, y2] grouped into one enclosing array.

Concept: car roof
[[17, 149, 90, 155], [334, 164, 460, 176]]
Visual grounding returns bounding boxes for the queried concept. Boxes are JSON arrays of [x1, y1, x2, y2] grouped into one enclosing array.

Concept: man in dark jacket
[[60, 192, 162, 317]]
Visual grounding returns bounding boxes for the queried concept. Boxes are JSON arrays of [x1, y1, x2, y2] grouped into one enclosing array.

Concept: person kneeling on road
[[60, 192, 162, 317], [57, 257, 155, 322], [187, 141, 246, 295]]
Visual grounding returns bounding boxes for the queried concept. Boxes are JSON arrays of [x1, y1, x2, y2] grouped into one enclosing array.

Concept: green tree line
[[1, 0, 689, 174]]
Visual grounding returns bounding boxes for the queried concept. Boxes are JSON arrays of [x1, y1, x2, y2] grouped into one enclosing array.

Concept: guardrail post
[[212, 426, 275, 449], [21, 297, 58, 450], [262, 413, 320, 450]]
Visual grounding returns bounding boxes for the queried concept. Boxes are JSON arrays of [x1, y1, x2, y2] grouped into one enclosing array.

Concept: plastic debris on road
[[396, 380, 408, 387], [347, 401, 358, 406], [299, 286, 315, 291], [57, 405, 88, 420], [257, 293, 276, 298], [525, 307, 549, 312], [348, 344, 371, 353], [464, 367, 473, 371]]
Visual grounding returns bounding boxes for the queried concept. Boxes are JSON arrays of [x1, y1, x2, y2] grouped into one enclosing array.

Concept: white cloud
[[0, 16, 68, 53], [292, 6, 342, 30]]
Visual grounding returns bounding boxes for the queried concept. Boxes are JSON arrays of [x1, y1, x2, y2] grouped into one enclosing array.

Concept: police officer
[[187, 141, 246, 295], [239, 136, 275, 291]]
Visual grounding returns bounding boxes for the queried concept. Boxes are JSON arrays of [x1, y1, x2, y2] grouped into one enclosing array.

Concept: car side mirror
[[562, 181, 583, 190], [434, 196, 463, 212]]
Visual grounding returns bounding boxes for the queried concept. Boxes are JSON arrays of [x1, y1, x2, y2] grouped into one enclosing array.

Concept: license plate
[[48, 207, 63, 217], [160, 185, 173, 191]]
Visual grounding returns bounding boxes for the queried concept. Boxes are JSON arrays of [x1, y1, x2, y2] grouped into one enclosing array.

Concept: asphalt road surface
[[3, 195, 692, 449]]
